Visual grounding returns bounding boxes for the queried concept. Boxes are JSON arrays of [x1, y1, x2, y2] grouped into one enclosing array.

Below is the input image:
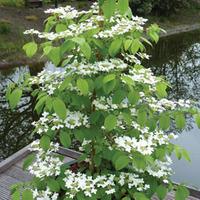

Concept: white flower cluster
[[28, 140, 63, 178], [79, 139, 92, 151], [28, 59, 129, 95], [29, 64, 67, 95], [44, 2, 99, 19], [24, 3, 100, 40], [141, 95, 191, 113], [92, 96, 129, 111], [32, 188, 58, 200], [146, 157, 172, 179], [114, 129, 178, 155], [118, 172, 150, 191], [24, 3, 147, 41], [122, 53, 150, 65], [94, 16, 147, 39], [63, 170, 148, 198], [122, 67, 160, 88], [24, 21, 97, 41], [66, 58, 128, 76], [32, 111, 89, 134]]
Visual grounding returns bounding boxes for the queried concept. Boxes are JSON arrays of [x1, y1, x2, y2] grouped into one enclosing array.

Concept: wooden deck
[[0, 145, 79, 200], [0, 145, 199, 200]]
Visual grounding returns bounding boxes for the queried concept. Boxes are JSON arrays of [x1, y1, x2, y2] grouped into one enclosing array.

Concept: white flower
[[63, 170, 148, 198], [33, 111, 89, 135], [28, 141, 62, 178], [32, 187, 59, 200]]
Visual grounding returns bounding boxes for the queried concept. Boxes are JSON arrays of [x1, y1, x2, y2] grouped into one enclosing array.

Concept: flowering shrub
[[7, 1, 200, 200]]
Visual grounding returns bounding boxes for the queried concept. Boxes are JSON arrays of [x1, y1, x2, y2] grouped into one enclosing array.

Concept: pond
[[0, 62, 43, 161], [148, 29, 200, 190], [0, 29, 200, 190]]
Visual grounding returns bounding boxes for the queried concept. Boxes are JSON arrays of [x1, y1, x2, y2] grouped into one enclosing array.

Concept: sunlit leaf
[[23, 42, 38, 57], [53, 98, 67, 120]]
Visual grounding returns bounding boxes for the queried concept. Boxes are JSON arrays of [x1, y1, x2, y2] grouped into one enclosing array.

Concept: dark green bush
[[0, 20, 11, 34], [130, 0, 190, 16]]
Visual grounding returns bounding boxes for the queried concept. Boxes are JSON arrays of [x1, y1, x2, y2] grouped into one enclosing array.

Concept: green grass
[[0, 0, 24, 7]]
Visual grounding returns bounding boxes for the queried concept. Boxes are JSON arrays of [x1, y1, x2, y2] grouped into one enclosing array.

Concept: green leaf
[[72, 37, 91, 59], [23, 153, 35, 170], [80, 42, 91, 60], [159, 113, 170, 130], [118, 0, 129, 14], [155, 148, 166, 160], [104, 114, 117, 131], [156, 82, 167, 98], [60, 40, 75, 56], [181, 148, 191, 162], [92, 38, 104, 49], [103, 74, 116, 83], [56, 24, 67, 32], [45, 97, 53, 112], [113, 90, 126, 104], [134, 192, 149, 200], [53, 98, 67, 120], [137, 109, 147, 126], [11, 190, 20, 200], [109, 38, 122, 57], [103, 79, 116, 94], [128, 90, 140, 104], [43, 46, 52, 55], [71, 37, 85, 44], [194, 113, 200, 128], [23, 42, 38, 57], [148, 31, 159, 43], [102, 0, 116, 18], [47, 178, 60, 192], [174, 145, 182, 160], [156, 185, 167, 200], [114, 155, 129, 170], [122, 197, 131, 200], [35, 95, 47, 114], [124, 39, 132, 51], [59, 77, 72, 91], [59, 131, 71, 147], [22, 189, 33, 200], [175, 185, 189, 200], [121, 75, 134, 86], [40, 135, 51, 151], [8, 88, 22, 110], [47, 47, 61, 66], [132, 153, 147, 169], [131, 39, 141, 54], [77, 78, 89, 95], [175, 112, 186, 129]]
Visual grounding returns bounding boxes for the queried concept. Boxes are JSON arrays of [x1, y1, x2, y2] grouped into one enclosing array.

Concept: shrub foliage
[[7, 0, 200, 200]]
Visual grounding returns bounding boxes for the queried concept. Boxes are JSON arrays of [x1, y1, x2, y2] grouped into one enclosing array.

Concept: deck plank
[[153, 192, 200, 200], [0, 145, 199, 200], [5, 165, 32, 182]]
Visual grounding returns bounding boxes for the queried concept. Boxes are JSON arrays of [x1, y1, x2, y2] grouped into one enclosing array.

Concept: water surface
[[148, 30, 200, 190]]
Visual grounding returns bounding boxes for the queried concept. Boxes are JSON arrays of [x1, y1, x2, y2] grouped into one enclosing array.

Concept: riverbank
[[0, 3, 199, 65]]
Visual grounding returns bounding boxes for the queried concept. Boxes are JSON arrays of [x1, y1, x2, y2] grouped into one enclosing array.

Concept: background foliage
[[130, 0, 190, 16]]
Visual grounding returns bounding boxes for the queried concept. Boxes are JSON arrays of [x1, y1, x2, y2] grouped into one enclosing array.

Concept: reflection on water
[[0, 63, 43, 161], [148, 30, 200, 189]]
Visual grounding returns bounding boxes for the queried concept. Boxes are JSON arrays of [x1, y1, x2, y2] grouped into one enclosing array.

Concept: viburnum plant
[[7, 1, 200, 200]]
